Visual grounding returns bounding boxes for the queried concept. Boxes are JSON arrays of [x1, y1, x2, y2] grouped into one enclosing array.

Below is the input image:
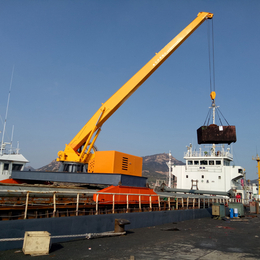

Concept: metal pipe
[[0, 189, 159, 197], [95, 194, 99, 215], [24, 192, 29, 219], [76, 193, 79, 216], [162, 187, 230, 196], [112, 194, 115, 214], [126, 195, 129, 213], [53, 193, 56, 217]]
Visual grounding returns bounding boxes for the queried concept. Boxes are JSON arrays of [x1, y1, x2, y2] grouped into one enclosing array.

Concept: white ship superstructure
[[0, 141, 29, 182], [0, 74, 29, 182], [169, 144, 245, 197]]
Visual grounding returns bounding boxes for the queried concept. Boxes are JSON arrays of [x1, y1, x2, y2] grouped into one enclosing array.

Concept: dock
[[0, 212, 259, 259]]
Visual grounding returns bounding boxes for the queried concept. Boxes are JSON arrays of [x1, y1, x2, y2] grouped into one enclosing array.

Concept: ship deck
[[0, 183, 231, 221], [0, 211, 259, 259]]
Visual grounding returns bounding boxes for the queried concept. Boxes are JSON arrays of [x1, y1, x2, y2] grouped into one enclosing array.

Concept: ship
[[0, 70, 29, 184], [166, 143, 247, 199], [0, 141, 29, 184], [165, 89, 248, 200]]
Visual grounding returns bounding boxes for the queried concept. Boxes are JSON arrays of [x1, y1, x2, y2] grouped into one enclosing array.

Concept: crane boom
[[57, 12, 213, 166]]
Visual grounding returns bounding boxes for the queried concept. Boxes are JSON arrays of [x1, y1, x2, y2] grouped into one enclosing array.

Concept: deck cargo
[[197, 124, 236, 144]]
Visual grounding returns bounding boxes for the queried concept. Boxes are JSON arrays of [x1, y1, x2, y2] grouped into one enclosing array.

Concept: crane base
[[10, 171, 147, 187]]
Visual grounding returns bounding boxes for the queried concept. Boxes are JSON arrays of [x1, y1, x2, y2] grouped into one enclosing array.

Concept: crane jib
[[57, 12, 214, 170]]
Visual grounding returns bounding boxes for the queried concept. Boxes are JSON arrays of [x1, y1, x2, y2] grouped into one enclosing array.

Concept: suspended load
[[197, 124, 236, 145], [197, 91, 237, 145]]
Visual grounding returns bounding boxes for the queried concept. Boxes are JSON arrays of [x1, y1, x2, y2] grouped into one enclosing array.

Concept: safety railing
[[0, 189, 246, 221]]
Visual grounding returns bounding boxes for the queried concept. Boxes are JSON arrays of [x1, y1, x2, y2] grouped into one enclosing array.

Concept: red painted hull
[[0, 178, 24, 184]]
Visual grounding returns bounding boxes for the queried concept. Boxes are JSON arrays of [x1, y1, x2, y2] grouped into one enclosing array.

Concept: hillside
[[37, 160, 61, 172], [142, 153, 184, 182]]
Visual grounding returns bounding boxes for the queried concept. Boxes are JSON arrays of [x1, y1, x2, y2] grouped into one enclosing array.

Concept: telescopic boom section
[[57, 12, 213, 164]]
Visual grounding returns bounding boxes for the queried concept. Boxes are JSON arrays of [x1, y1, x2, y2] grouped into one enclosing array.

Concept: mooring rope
[[0, 231, 126, 242]]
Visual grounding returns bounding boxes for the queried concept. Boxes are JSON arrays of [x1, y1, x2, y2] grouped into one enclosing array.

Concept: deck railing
[[184, 150, 233, 160], [0, 189, 249, 221]]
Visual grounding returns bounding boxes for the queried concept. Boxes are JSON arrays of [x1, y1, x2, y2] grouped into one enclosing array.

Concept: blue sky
[[0, 1, 260, 180]]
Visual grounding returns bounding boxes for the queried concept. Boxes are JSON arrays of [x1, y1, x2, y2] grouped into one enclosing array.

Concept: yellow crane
[[57, 12, 213, 175]]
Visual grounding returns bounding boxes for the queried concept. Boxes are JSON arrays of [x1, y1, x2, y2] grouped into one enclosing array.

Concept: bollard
[[114, 219, 130, 233]]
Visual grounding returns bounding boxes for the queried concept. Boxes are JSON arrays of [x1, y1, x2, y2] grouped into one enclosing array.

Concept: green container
[[212, 203, 225, 218], [228, 202, 244, 217]]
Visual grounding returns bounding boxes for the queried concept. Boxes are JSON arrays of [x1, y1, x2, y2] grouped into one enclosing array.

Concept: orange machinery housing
[[87, 151, 142, 177]]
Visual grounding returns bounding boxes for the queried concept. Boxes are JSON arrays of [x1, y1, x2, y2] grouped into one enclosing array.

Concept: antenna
[[1, 67, 15, 155], [10, 125, 14, 154]]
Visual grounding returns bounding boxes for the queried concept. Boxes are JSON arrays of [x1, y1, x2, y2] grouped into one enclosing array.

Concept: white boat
[[0, 73, 29, 183], [167, 92, 247, 200], [0, 141, 29, 183], [167, 143, 246, 199]]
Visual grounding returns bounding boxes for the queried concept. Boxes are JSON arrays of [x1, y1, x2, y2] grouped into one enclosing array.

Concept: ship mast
[[167, 151, 173, 188], [0, 68, 14, 155]]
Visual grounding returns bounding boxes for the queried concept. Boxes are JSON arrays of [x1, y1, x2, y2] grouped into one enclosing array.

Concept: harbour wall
[[0, 208, 212, 251]]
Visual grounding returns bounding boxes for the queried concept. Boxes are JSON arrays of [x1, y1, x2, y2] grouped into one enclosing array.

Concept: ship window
[[224, 160, 230, 166], [218, 176, 221, 179], [206, 180, 209, 183], [201, 175, 204, 179], [200, 160, 208, 165], [186, 175, 188, 178], [63, 164, 84, 173], [12, 164, 23, 171], [194, 161, 199, 165], [209, 160, 214, 165], [188, 161, 193, 165], [238, 169, 243, 174], [216, 161, 221, 165], [4, 163, 9, 170]]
